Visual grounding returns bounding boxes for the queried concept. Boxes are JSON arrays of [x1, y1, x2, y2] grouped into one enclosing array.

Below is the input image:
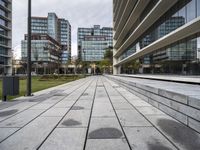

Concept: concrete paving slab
[[94, 97, 110, 102], [92, 105, 115, 118], [128, 100, 152, 107], [109, 96, 127, 103], [58, 110, 90, 128], [39, 128, 87, 150], [0, 117, 61, 150], [0, 76, 199, 149], [85, 139, 130, 150], [116, 110, 152, 127], [73, 101, 93, 110], [41, 96, 65, 104], [188, 117, 200, 133], [0, 102, 38, 121], [112, 102, 133, 110], [188, 95, 200, 109], [10, 102, 40, 110], [88, 118, 124, 139], [0, 109, 44, 127], [54, 100, 75, 108], [136, 106, 165, 115], [147, 115, 200, 150], [0, 128, 19, 142], [41, 108, 70, 117], [124, 127, 177, 150], [29, 103, 54, 110]]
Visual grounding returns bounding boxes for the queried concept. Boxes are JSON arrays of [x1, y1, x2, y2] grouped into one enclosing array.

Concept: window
[[197, 34, 200, 59], [186, 0, 196, 22], [0, 18, 6, 26], [197, 0, 200, 17]]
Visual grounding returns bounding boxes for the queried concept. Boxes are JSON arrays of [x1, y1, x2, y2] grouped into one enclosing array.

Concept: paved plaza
[[0, 76, 200, 150], [119, 74, 200, 84]]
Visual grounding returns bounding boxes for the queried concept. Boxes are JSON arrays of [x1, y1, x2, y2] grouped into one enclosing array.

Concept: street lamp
[[27, 0, 32, 96], [83, 49, 86, 75]]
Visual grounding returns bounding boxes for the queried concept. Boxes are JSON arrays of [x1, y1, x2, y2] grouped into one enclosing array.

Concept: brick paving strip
[[0, 76, 199, 150]]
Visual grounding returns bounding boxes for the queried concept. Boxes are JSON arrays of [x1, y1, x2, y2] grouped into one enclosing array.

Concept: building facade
[[21, 34, 61, 74], [31, 13, 71, 61], [78, 25, 113, 62], [0, 0, 12, 75], [113, 0, 200, 75]]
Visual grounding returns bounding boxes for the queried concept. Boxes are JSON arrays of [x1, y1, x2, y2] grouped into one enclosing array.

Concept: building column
[[113, 48, 121, 75]]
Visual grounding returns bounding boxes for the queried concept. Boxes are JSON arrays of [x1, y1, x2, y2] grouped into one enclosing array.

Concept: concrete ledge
[[106, 75, 200, 133]]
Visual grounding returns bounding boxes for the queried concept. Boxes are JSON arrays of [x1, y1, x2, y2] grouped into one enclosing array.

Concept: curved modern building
[[113, 0, 200, 75], [0, 0, 12, 75]]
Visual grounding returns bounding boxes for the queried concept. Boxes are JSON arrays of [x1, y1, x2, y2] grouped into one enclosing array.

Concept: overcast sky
[[13, 0, 113, 58]]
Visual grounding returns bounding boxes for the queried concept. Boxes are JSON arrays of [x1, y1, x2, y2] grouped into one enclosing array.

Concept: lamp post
[[27, 0, 32, 96], [83, 49, 86, 75]]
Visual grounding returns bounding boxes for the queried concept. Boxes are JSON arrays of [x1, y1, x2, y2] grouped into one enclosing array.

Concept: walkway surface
[[0, 76, 200, 150], [119, 74, 200, 84]]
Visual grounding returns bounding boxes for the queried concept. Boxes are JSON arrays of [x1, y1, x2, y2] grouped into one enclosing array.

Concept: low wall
[[106, 75, 200, 133]]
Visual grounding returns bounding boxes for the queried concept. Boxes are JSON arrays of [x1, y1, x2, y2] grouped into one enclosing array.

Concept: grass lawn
[[0, 75, 85, 100]]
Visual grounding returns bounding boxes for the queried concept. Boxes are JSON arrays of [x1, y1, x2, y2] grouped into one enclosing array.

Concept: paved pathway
[[119, 74, 200, 84], [0, 76, 199, 150]]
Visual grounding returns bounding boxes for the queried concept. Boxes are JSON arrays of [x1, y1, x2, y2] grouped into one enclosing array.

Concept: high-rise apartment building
[[113, 0, 200, 75], [0, 0, 12, 75], [78, 25, 113, 62], [31, 13, 71, 60]]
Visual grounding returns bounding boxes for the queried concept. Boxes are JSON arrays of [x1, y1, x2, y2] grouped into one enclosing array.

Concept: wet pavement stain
[[54, 93, 69, 96], [88, 128, 123, 139], [0, 109, 19, 117], [157, 119, 200, 150], [147, 138, 173, 150], [28, 99, 41, 102], [62, 119, 81, 126], [71, 106, 84, 110], [82, 93, 89, 96], [147, 143, 173, 150]]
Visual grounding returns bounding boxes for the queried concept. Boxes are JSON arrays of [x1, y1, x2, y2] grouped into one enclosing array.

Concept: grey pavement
[[119, 74, 200, 84], [0, 76, 199, 150]]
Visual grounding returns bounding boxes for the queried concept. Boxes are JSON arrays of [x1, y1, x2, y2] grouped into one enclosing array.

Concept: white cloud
[[12, 0, 113, 57]]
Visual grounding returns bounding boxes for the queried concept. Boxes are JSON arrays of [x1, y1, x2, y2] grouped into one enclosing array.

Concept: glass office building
[[78, 25, 113, 62], [21, 34, 61, 74], [0, 0, 12, 75], [31, 13, 71, 61], [113, 0, 200, 75]]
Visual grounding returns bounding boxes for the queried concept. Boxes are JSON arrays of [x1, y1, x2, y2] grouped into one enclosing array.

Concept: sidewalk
[[118, 74, 200, 84], [0, 76, 199, 150]]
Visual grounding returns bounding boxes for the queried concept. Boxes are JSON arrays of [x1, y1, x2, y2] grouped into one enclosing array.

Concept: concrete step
[[106, 75, 200, 133]]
